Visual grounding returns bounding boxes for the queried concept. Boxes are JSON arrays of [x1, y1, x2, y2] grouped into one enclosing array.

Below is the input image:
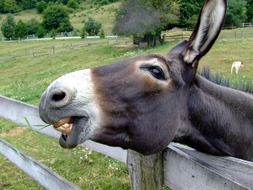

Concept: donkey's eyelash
[[140, 65, 166, 81]]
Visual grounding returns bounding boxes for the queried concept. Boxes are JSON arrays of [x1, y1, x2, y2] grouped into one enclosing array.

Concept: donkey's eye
[[140, 65, 166, 80]]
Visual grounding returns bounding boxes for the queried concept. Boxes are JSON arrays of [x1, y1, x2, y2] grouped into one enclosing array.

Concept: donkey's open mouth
[[53, 116, 89, 149]]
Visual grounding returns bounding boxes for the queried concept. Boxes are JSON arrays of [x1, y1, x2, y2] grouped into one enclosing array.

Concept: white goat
[[231, 61, 244, 74]]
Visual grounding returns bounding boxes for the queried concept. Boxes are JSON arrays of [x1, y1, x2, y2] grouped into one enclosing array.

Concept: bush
[[50, 29, 56, 39], [80, 28, 87, 39], [14, 20, 27, 39], [19, 0, 36, 10], [0, 0, 20, 13], [57, 17, 73, 32], [247, 0, 253, 22], [42, 3, 73, 33], [37, 25, 45, 38], [67, 0, 78, 9], [36, 1, 47, 13], [1, 14, 16, 40], [95, 0, 119, 5], [99, 29, 105, 38], [84, 17, 101, 36], [225, 0, 247, 27], [26, 18, 40, 35]]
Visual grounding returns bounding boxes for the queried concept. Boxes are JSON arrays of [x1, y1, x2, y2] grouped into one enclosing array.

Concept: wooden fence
[[163, 28, 253, 41], [0, 95, 253, 190], [0, 37, 132, 64]]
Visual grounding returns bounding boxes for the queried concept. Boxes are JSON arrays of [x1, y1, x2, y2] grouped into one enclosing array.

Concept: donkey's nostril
[[48, 88, 73, 108], [51, 91, 66, 102], [44, 84, 76, 109]]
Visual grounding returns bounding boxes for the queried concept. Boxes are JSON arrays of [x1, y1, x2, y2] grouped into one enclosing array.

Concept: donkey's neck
[[175, 75, 253, 161]]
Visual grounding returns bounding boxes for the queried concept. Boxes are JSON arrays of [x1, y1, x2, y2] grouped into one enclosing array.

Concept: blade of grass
[[23, 117, 51, 130]]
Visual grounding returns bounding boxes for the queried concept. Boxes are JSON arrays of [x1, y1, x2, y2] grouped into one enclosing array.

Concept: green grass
[[1, 29, 253, 189], [0, 120, 130, 190], [70, 2, 120, 34], [200, 37, 253, 87]]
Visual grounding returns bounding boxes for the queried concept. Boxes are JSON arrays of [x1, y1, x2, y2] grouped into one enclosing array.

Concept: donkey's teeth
[[53, 117, 72, 128], [55, 123, 73, 135]]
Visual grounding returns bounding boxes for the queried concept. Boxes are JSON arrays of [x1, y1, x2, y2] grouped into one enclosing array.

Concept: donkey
[[39, 0, 253, 161]]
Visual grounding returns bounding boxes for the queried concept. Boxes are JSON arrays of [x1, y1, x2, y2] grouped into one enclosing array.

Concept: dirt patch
[[0, 127, 27, 137]]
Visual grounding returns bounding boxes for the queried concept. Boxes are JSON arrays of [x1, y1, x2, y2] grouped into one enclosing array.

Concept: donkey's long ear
[[183, 0, 227, 64]]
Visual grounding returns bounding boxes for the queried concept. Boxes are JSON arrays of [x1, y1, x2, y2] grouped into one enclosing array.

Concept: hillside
[[0, 1, 120, 38]]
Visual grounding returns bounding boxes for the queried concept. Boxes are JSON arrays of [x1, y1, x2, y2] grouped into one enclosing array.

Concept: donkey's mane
[[200, 67, 253, 94]]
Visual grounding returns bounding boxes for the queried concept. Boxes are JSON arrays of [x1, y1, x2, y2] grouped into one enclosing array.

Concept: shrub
[[42, 3, 73, 33], [57, 17, 73, 32], [80, 27, 86, 39], [36, 1, 47, 13], [95, 0, 119, 5], [19, 0, 36, 10], [225, 0, 247, 27], [0, 0, 20, 13], [26, 18, 40, 35], [14, 20, 27, 39], [67, 0, 78, 9], [37, 25, 45, 38], [84, 17, 101, 36], [1, 14, 16, 40], [99, 29, 105, 38], [50, 29, 56, 39]]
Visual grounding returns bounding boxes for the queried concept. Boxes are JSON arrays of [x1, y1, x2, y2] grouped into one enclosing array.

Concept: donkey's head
[[39, 0, 226, 155]]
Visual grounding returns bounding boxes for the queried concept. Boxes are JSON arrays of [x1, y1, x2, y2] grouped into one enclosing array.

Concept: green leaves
[[84, 17, 102, 36], [42, 3, 73, 33], [1, 14, 16, 40]]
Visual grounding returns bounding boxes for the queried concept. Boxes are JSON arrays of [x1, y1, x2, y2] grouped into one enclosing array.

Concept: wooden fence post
[[127, 150, 163, 190]]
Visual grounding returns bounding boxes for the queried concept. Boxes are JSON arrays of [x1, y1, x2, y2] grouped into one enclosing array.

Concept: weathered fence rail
[[0, 95, 253, 190], [0, 139, 80, 190]]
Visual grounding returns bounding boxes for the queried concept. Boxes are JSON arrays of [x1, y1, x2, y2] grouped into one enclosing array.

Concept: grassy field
[[1, 28, 253, 189]]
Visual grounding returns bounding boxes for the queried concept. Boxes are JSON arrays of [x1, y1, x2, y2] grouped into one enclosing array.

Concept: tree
[[36, 1, 47, 13], [1, 14, 16, 40], [225, 0, 247, 27], [17, 0, 36, 10], [67, 0, 78, 9], [246, 0, 253, 22], [42, 3, 73, 33], [37, 24, 45, 38], [113, 0, 180, 47], [0, 0, 20, 13], [179, 0, 202, 27], [84, 17, 101, 36], [14, 20, 27, 39], [26, 18, 40, 35], [58, 17, 73, 32]]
